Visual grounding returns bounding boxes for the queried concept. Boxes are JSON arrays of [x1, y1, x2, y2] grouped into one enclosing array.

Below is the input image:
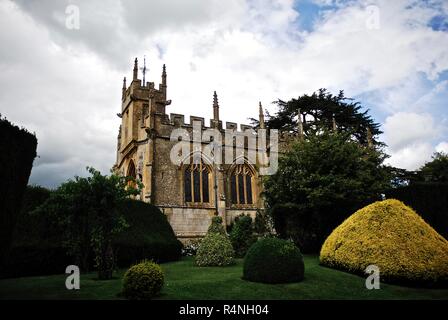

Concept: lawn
[[0, 255, 447, 300]]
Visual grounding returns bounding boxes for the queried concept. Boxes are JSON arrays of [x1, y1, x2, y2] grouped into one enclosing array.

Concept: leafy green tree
[[385, 152, 448, 187], [35, 167, 141, 279], [418, 152, 448, 182], [383, 166, 417, 187], [251, 89, 381, 146], [264, 131, 390, 252]]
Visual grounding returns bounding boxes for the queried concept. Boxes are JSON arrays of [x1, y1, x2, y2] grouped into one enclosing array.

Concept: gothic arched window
[[127, 160, 136, 178], [127, 160, 137, 189], [230, 164, 253, 205], [184, 162, 210, 203]]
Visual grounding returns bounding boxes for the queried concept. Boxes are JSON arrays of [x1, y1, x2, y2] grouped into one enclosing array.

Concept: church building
[[114, 58, 287, 241]]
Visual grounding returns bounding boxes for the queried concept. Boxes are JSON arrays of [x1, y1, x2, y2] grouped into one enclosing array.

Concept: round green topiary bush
[[122, 260, 164, 300], [195, 233, 234, 267], [243, 237, 305, 284]]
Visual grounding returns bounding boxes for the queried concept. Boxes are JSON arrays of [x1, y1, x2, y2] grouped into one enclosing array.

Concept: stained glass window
[[230, 164, 254, 205], [184, 167, 192, 202], [184, 161, 210, 203]]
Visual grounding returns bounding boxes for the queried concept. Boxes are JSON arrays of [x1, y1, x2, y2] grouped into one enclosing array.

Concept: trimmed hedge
[[114, 200, 183, 266], [0, 186, 70, 278], [12, 186, 53, 245], [122, 260, 164, 300], [0, 117, 37, 265], [1, 244, 72, 278], [1, 195, 182, 278], [385, 183, 448, 239], [320, 199, 448, 287], [243, 237, 304, 284]]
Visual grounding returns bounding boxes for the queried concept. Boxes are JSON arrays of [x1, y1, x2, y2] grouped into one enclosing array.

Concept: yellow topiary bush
[[122, 260, 164, 299], [320, 199, 448, 286]]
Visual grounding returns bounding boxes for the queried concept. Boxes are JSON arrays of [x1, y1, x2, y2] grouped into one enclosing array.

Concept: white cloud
[[383, 112, 446, 169], [0, 0, 122, 187], [386, 142, 435, 170], [383, 112, 440, 151], [436, 141, 448, 153]]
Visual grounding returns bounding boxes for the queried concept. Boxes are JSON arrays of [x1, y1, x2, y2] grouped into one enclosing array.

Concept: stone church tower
[[114, 58, 284, 241]]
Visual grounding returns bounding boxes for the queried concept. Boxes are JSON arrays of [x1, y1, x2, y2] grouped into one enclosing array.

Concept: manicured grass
[[0, 255, 447, 300]]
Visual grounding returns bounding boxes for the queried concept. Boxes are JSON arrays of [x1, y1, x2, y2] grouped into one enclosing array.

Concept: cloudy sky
[[0, 0, 447, 188]]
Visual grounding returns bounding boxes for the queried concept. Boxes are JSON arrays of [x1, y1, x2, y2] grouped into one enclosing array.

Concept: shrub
[[254, 209, 271, 235], [182, 239, 202, 256], [229, 215, 257, 258], [114, 200, 183, 266], [270, 203, 320, 253], [0, 117, 37, 265], [195, 233, 234, 267], [122, 260, 164, 300], [243, 237, 304, 284], [320, 199, 448, 286], [207, 216, 226, 235]]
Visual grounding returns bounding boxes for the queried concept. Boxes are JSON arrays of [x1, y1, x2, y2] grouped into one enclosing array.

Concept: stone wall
[[160, 206, 216, 240], [159, 205, 259, 242], [225, 209, 258, 226]]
